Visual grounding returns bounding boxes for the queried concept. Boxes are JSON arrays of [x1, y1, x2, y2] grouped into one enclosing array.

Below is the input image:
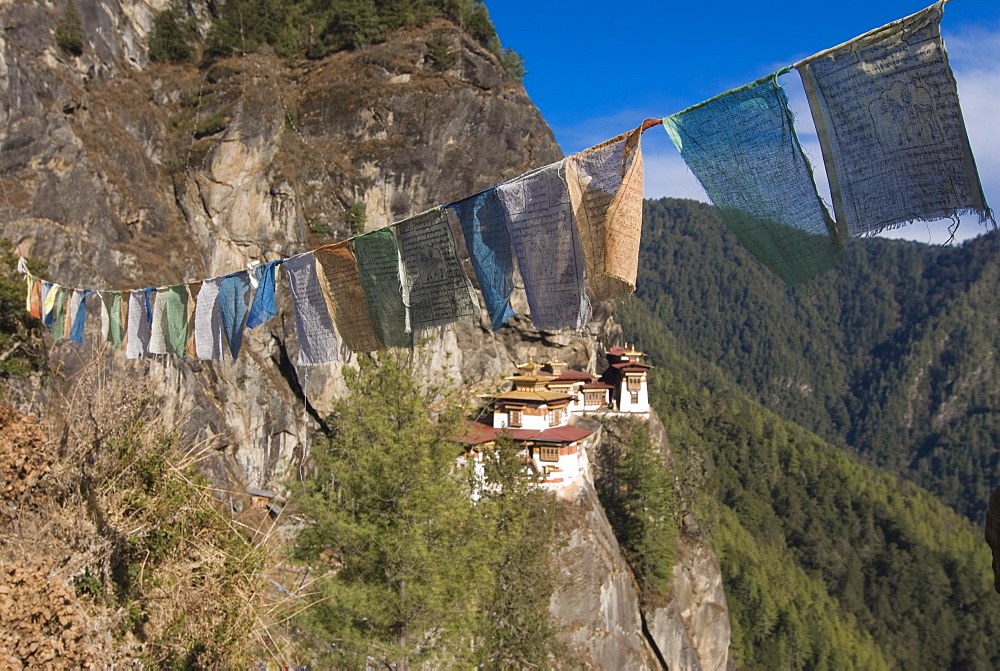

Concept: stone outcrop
[[642, 413, 732, 671], [550, 480, 660, 669], [0, 2, 732, 667]]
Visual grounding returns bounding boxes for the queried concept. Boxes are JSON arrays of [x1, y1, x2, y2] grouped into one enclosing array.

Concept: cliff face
[[0, 1, 572, 488], [0, 2, 730, 666]]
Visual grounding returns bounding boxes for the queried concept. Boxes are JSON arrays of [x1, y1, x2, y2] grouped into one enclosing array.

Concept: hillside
[[618, 297, 1000, 669], [633, 198, 1000, 523]]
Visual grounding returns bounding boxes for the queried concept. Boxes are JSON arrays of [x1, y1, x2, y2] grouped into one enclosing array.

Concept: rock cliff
[[0, 2, 730, 666]]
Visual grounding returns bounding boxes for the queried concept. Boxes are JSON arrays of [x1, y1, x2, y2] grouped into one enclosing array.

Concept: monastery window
[[509, 408, 522, 427], [627, 376, 642, 392], [630, 391, 639, 404], [584, 390, 605, 406], [550, 408, 563, 425], [539, 445, 560, 462]]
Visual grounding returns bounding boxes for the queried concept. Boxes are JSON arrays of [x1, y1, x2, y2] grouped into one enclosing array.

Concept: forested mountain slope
[[617, 298, 1000, 670], [634, 198, 1000, 522]]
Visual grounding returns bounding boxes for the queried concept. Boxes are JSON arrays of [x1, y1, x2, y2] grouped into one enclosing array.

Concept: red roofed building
[[601, 344, 652, 414], [462, 349, 652, 493]]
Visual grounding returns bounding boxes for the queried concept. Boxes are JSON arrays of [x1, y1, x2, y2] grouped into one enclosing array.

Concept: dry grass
[[0, 361, 304, 667]]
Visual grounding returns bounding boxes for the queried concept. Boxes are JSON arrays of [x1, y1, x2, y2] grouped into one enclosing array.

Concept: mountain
[[617, 296, 1000, 669], [633, 197, 1000, 523]]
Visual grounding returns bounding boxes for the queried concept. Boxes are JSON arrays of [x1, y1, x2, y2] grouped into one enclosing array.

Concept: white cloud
[[642, 147, 708, 202]]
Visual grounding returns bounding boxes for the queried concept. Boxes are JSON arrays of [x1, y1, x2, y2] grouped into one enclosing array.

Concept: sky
[[487, 0, 1000, 244]]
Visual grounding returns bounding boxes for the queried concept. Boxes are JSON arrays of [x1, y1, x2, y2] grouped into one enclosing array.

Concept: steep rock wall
[[0, 2, 577, 490], [0, 3, 732, 667]]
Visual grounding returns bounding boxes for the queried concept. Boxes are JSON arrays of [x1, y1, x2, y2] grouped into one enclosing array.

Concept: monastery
[[463, 345, 652, 492]]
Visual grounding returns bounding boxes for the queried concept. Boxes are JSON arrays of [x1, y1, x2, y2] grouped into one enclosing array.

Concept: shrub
[[148, 5, 198, 63], [426, 30, 457, 71], [55, 1, 84, 57]]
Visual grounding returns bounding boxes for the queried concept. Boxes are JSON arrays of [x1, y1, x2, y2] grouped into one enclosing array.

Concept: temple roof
[[464, 421, 593, 446], [610, 361, 653, 371], [581, 381, 614, 390], [515, 359, 544, 374], [549, 370, 596, 382], [505, 373, 558, 385], [494, 390, 573, 404]]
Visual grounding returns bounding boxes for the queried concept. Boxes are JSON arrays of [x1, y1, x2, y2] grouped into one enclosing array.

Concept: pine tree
[[294, 353, 490, 669], [475, 436, 562, 666]]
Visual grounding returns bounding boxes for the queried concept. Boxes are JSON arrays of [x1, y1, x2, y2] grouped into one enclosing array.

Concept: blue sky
[[487, 0, 1000, 243]]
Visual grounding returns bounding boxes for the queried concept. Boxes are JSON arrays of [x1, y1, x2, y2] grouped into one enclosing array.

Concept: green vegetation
[[618, 285, 1000, 669], [0, 370, 269, 667], [77, 417, 264, 666], [425, 29, 458, 70], [498, 47, 526, 83], [148, 3, 198, 63], [55, 1, 84, 57], [0, 241, 46, 378], [293, 354, 559, 668], [595, 418, 678, 606], [196, 0, 525, 78], [308, 219, 331, 236], [635, 197, 1000, 523], [346, 200, 367, 234], [475, 436, 562, 666]]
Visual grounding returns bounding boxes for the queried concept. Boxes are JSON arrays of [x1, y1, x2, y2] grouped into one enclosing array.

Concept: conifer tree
[[294, 353, 490, 669]]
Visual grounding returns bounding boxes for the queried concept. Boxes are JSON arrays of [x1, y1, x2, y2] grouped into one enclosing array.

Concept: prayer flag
[[26, 276, 42, 319], [67, 289, 89, 344], [450, 189, 517, 330], [149, 285, 189, 357], [185, 282, 201, 358], [664, 72, 841, 285], [567, 120, 652, 300], [125, 289, 151, 359], [496, 161, 591, 331], [41, 282, 56, 327], [49, 286, 69, 339], [218, 271, 253, 359], [284, 253, 340, 366], [795, 1, 990, 236], [314, 243, 382, 352], [395, 208, 478, 332], [246, 260, 283, 329], [100, 291, 127, 351], [194, 277, 226, 360], [352, 230, 412, 349]]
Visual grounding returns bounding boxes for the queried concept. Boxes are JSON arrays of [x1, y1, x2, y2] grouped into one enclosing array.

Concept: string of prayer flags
[[218, 271, 253, 359], [21, 0, 992, 364], [567, 120, 654, 300], [314, 243, 383, 352], [663, 71, 842, 285], [125, 289, 152, 359], [450, 189, 517, 330], [149, 285, 189, 357], [352, 229, 413, 349], [795, 0, 990, 236], [284, 253, 340, 366], [395, 208, 479, 332], [497, 161, 591, 331], [194, 277, 226, 360], [100, 291, 128, 351], [247, 260, 283, 329]]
